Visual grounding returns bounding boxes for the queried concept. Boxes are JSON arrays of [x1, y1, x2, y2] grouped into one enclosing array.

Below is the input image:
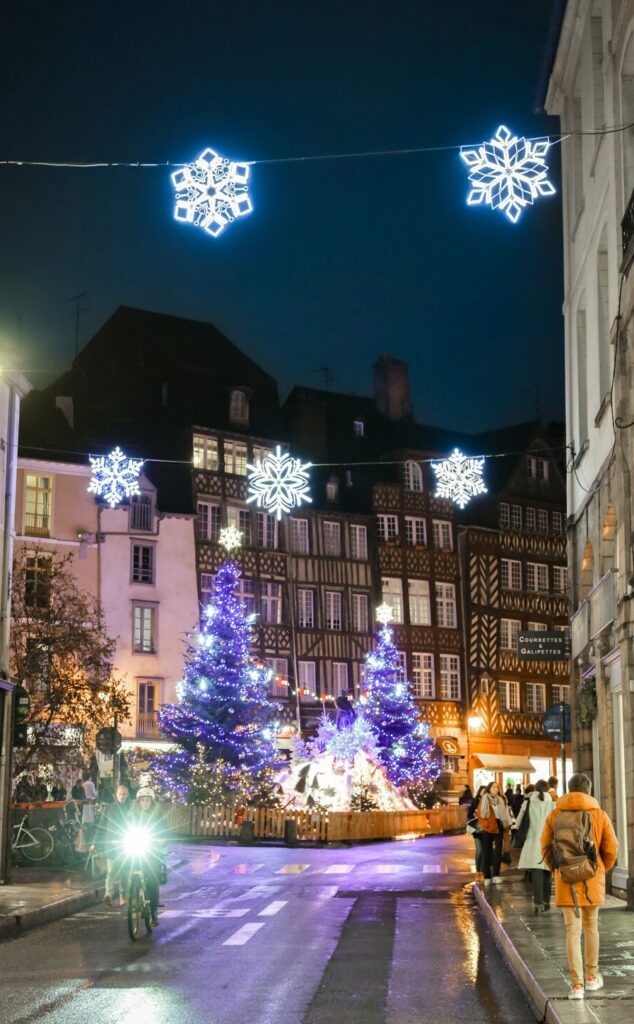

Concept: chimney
[[373, 354, 412, 420]]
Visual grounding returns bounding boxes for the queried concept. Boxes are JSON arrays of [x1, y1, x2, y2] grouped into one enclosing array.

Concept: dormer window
[[403, 460, 423, 492], [229, 389, 249, 425], [326, 477, 339, 501], [527, 455, 548, 481], [353, 420, 364, 437], [129, 493, 153, 532]]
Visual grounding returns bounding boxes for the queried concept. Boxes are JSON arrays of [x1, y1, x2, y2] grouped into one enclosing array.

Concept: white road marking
[[161, 907, 249, 920], [374, 864, 401, 874], [323, 864, 354, 874], [223, 922, 265, 945], [275, 863, 309, 875], [258, 900, 288, 917], [232, 863, 264, 875]]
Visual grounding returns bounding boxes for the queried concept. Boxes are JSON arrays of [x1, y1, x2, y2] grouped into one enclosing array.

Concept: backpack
[[550, 809, 598, 916]]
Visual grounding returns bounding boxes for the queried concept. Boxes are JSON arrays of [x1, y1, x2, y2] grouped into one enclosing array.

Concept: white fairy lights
[[432, 448, 487, 509], [247, 445, 312, 521], [88, 446, 143, 508], [171, 147, 252, 238], [460, 125, 555, 224]]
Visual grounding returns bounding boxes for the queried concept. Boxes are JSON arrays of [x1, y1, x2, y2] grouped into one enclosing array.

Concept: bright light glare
[[123, 826, 152, 857]]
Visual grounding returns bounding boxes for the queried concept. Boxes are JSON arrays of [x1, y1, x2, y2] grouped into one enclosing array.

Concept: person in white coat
[[515, 779, 553, 912]]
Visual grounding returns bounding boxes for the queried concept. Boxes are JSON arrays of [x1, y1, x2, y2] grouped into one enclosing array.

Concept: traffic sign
[[95, 727, 122, 755], [542, 703, 571, 743]]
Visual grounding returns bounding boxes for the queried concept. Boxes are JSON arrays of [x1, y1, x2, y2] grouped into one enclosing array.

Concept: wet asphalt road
[[0, 834, 534, 1024]]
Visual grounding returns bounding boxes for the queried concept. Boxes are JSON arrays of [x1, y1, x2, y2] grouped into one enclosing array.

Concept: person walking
[[514, 779, 553, 912], [97, 783, 132, 905], [547, 776, 559, 801], [510, 784, 524, 819], [541, 772, 618, 1001], [478, 781, 512, 885], [459, 785, 474, 806], [466, 785, 486, 874]]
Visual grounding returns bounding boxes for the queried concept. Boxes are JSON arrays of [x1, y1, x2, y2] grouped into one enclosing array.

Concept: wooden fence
[[165, 802, 467, 843]]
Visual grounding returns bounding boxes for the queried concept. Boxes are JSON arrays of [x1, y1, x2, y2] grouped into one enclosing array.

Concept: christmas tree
[[362, 604, 440, 788], [156, 542, 282, 804]]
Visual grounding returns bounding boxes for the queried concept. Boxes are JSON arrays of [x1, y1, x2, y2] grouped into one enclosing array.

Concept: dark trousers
[[473, 834, 486, 874], [481, 824, 504, 879], [531, 868, 551, 906]]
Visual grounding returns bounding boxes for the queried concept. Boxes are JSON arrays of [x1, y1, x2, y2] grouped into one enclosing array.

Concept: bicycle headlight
[[123, 825, 152, 858]]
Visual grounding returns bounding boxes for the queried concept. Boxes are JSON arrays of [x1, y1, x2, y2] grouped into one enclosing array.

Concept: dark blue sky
[[0, 1, 563, 432]]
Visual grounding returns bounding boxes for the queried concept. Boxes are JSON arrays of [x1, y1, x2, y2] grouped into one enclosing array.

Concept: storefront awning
[[473, 754, 535, 773]]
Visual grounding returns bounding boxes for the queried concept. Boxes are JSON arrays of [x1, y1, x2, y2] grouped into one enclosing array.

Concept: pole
[[286, 548, 302, 731], [560, 701, 566, 792]]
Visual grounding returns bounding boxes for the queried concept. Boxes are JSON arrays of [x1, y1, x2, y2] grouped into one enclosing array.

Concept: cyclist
[[126, 786, 167, 926], [96, 783, 132, 905]]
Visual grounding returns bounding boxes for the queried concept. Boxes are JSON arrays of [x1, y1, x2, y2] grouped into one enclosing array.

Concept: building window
[[408, 578, 431, 625], [432, 520, 453, 551], [290, 518, 310, 554], [24, 554, 51, 611], [381, 577, 403, 622], [526, 562, 549, 593], [526, 682, 546, 714], [227, 506, 252, 546], [552, 684, 570, 705], [537, 508, 549, 533], [528, 621, 547, 630], [405, 516, 426, 547], [552, 565, 568, 594], [377, 514, 399, 542], [25, 637, 51, 695], [526, 507, 537, 532], [266, 657, 288, 698], [323, 521, 341, 556], [404, 460, 423, 492], [439, 654, 460, 700], [193, 434, 219, 471], [326, 477, 339, 501], [137, 679, 156, 715], [23, 473, 52, 537], [325, 591, 343, 630], [500, 618, 520, 650], [131, 543, 155, 584], [527, 456, 549, 481], [350, 524, 368, 560], [500, 558, 521, 590], [130, 493, 153, 531], [508, 504, 521, 531], [443, 755, 460, 773], [229, 389, 249, 424], [353, 420, 364, 437], [552, 511, 564, 535], [133, 603, 157, 653], [435, 582, 457, 628], [499, 502, 510, 528], [197, 501, 221, 541], [332, 662, 348, 696], [257, 512, 278, 549], [499, 680, 521, 712], [351, 593, 369, 632], [261, 582, 282, 624], [412, 653, 434, 698], [224, 440, 248, 475], [237, 578, 255, 616], [297, 589, 315, 628], [298, 661, 316, 697], [252, 445, 272, 466], [200, 573, 214, 607], [395, 651, 407, 683]]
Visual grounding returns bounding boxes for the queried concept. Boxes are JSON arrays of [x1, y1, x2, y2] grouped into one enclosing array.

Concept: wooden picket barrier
[[165, 802, 467, 843]]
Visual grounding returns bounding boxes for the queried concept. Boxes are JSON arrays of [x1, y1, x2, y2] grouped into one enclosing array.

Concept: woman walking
[[515, 779, 553, 911], [466, 785, 487, 874], [478, 781, 512, 884]]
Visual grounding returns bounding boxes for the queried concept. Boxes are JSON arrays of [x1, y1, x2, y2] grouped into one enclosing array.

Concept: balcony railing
[[23, 512, 50, 538], [136, 711, 160, 738], [589, 569, 617, 639], [570, 602, 590, 660]]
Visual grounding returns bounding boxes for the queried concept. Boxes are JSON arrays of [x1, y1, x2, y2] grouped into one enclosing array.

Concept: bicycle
[[12, 814, 53, 863], [123, 826, 156, 940]]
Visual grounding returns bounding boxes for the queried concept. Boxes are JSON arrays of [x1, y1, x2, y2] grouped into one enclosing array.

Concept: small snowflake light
[[432, 448, 487, 509], [460, 125, 555, 224], [171, 147, 253, 238], [247, 445, 312, 521], [376, 603, 394, 626], [88, 446, 143, 508], [219, 525, 243, 552]]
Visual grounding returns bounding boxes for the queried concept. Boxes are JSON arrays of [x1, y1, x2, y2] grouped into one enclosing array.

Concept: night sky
[[0, 1, 563, 433]]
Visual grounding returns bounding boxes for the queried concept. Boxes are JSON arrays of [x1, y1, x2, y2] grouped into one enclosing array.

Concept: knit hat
[[136, 786, 156, 800]]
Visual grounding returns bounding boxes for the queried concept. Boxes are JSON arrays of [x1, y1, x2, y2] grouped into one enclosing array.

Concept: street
[[0, 834, 535, 1024]]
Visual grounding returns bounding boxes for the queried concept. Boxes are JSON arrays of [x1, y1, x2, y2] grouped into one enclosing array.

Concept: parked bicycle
[[12, 814, 53, 863]]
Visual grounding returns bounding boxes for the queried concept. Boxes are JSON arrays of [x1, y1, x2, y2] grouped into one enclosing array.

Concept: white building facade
[[546, 0, 634, 901]]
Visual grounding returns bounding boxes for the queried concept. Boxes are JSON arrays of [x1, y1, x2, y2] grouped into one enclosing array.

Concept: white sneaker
[[585, 974, 603, 992], [491, 876, 503, 885], [568, 985, 585, 1000]]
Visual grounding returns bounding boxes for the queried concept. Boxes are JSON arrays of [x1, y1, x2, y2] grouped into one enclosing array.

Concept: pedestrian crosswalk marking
[[374, 864, 401, 873], [232, 863, 264, 875], [258, 900, 287, 917], [161, 908, 249, 919], [223, 922, 265, 945], [275, 864, 309, 874], [323, 864, 354, 874]]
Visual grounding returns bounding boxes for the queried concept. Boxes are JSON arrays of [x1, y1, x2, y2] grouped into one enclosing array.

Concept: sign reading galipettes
[[516, 631, 570, 662]]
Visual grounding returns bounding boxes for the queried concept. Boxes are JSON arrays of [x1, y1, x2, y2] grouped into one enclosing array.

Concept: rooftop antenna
[[312, 366, 336, 391], [66, 291, 89, 357]]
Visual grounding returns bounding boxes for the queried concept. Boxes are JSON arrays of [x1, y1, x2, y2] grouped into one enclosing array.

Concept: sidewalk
[[475, 872, 633, 1023], [0, 866, 104, 940]]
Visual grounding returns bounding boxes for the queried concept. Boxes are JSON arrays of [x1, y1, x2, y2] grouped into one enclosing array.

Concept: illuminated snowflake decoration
[[432, 448, 487, 509], [460, 125, 555, 224], [171, 147, 253, 238], [88, 446, 143, 508], [375, 603, 394, 626], [247, 445, 312, 521], [219, 525, 243, 552]]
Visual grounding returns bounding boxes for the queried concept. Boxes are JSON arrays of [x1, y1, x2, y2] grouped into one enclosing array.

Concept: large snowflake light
[[432, 448, 487, 509], [460, 125, 555, 224], [219, 525, 243, 552], [247, 445, 312, 521], [88, 446, 143, 508], [171, 147, 253, 238]]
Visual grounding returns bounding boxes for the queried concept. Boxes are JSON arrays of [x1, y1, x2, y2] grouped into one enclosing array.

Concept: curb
[[0, 884, 104, 941], [474, 883, 564, 1024]]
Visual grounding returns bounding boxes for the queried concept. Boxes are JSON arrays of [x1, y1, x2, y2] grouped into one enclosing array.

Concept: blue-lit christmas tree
[[156, 535, 282, 804], [362, 604, 440, 788]]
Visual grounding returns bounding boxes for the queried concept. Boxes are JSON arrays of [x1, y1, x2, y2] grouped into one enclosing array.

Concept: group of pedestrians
[[465, 772, 618, 1001]]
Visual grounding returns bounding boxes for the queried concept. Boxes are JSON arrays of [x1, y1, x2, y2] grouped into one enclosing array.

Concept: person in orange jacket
[[541, 772, 618, 1001]]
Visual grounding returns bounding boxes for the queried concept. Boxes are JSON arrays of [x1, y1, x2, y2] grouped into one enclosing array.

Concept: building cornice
[[18, 457, 91, 477], [545, 0, 589, 115]]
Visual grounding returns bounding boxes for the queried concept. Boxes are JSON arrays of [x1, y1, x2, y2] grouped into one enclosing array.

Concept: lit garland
[[247, 445, 312, 521], [87, 446, 143, 507], [171, 147, 252, 238], [431, 447, 487, 509], [460, 125, 555, 224]]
